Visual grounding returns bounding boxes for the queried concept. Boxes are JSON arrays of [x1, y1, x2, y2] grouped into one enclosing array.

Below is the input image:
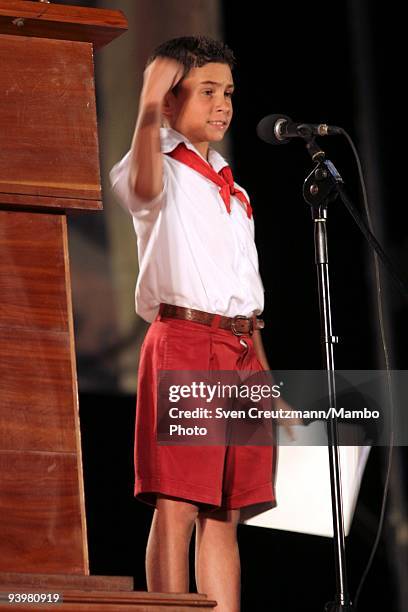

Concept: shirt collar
[[160, 127, 229, 173]]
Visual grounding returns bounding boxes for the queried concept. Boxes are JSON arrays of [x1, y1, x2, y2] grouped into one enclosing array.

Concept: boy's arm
[[252, 329, 270, 370], [253, 328, 301, 437], [128, 58, 184, 201]]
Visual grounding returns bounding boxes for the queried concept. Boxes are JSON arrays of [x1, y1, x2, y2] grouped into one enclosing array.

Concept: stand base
[[325, 601, 353, 611]]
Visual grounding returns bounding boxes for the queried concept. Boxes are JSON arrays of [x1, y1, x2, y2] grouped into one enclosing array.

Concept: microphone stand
[[300, 133, 408, 608], [259, 115, 408, 607], [300, 135, 408, 610], [301, 138, 353, 612]]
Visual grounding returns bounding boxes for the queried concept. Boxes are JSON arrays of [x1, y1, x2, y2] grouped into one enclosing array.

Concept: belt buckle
[[231, 315, 252, 336]]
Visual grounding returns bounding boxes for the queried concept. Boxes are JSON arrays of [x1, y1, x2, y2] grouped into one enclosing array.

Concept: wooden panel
[[0, 211, 68, 332], [0, 1, 127, 49], [0, 211, 77, 451], [0, 572, 133, 592], [0, 326, 77, 451], [0, 209, 88, 573], [0, 451, 86, 574], [0, 35, 101, 208]]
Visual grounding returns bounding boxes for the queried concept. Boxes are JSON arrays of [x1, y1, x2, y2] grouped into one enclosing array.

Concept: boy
[[110, 36, 275, 612]]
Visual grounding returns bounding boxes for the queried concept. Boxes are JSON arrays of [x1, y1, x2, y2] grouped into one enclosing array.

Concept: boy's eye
[[225, 91, 233, 98], [203, 90, 213, 95]]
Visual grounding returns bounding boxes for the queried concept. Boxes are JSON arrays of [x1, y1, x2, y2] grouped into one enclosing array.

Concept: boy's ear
[[162, 91, 175, 120]]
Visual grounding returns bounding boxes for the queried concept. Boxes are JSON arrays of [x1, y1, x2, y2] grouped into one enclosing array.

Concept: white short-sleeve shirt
[[109, 127, 264, 323]]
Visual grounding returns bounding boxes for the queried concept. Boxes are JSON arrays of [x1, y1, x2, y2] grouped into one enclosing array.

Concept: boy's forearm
[[252, 329, 270, 371], [127, 58, 184, 203], [128, 99, 163, 202]]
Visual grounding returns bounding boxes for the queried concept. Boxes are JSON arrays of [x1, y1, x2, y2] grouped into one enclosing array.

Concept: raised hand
[[141, 57, 185, 104]]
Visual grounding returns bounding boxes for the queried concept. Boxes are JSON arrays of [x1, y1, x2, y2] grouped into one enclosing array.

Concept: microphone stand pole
[[302, 138, 353, 611]]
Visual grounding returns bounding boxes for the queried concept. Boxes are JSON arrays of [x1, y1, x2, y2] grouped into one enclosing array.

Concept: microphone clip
[[303, 157, 344, 210]]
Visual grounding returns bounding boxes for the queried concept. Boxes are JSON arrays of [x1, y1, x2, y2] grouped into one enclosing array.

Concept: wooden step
[[0, 572, 133, 591], [0, 589, 217, 611], [0, 584, 217, 611]]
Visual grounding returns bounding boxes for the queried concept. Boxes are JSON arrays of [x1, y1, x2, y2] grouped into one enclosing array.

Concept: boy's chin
[[208, 130, 228, 142]]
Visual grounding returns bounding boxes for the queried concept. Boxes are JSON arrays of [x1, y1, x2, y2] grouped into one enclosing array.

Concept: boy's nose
[[215, 95, 231, 111], [215, 101, 231, 115]]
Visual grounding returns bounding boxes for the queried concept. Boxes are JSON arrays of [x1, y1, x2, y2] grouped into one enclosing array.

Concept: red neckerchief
[[166, 142, 253, 219]]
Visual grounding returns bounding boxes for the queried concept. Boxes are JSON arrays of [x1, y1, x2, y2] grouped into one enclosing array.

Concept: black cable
[[338, 128, 395, 610]]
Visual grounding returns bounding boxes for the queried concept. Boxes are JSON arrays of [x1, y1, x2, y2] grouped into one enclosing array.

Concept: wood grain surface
[[0, 211, 88, 573], [0, 0, 127, 49], [0, 35, 102, 209]]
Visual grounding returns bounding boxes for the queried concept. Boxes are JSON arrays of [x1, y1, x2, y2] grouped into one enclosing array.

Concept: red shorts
[[134, 314, 276, 511]]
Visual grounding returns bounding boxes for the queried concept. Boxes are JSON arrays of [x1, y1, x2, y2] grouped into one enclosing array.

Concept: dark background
[[73, 1, 407, 610]]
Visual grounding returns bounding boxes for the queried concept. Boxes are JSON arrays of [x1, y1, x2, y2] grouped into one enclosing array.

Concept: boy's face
[[163, 62, 234, 156]]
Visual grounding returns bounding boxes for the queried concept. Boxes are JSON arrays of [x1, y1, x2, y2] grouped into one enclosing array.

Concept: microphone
[[257, 114, 342, 145]]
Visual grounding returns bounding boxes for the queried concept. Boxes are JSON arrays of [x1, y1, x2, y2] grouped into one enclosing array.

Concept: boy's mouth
[[207, 120, 228, 128]]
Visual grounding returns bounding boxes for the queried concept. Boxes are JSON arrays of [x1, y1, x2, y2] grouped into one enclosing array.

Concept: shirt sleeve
[[109, 150, 167, 214]]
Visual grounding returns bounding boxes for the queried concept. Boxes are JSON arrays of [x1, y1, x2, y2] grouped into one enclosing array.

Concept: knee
[[155, 495, 200, 531], [196, 508, 240, 539], [199, 507, 240, 525]]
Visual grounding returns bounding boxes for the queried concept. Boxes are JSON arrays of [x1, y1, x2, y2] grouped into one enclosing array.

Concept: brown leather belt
[[159, 303, 265, 336]]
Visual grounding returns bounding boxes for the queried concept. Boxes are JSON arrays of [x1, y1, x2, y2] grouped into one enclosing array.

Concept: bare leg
[[195, 508, 241, 612], [146, 494, 199, 592]]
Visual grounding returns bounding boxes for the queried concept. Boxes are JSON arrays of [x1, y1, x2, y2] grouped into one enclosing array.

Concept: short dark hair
[[147, 35, 235, 86]]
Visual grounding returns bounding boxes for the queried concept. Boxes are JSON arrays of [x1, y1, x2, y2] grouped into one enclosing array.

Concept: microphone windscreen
[[256, 113, 291, 145]]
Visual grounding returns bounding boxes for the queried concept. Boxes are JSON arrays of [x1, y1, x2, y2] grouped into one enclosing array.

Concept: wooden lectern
[[0, 2, 215, 609]]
